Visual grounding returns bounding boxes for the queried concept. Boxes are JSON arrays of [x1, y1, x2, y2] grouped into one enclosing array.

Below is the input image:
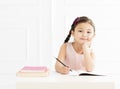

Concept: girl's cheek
[[87, 38, 91, 41], [88, 37, 92, 41]]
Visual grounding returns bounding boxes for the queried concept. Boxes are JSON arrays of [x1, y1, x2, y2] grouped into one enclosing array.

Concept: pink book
[[20, 66, 48, 72], [16, 66, 49, 77]]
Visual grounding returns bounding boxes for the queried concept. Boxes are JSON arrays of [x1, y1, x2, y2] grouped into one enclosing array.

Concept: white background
[[52, 0, 120, 75], [0, 0, 120, 76], [0, 0, 120, 89]]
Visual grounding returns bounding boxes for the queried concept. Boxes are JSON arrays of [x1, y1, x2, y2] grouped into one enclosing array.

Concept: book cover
[[79, 72, 104, 76], [16, 66, 49, 77]]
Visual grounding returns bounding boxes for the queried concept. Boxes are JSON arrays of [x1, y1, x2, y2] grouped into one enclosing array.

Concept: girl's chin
[[78, 42, 86, 45], [78, 41, 87, 44]]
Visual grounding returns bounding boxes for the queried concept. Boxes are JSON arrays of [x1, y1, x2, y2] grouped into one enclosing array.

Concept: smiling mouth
[[80, 38, 88, 40]]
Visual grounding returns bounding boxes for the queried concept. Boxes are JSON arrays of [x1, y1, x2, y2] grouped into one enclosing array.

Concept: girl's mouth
[[80, 38, 88, 40]]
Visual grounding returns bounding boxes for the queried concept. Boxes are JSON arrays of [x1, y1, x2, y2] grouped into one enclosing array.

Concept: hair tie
[[72, 17, 80, 26]]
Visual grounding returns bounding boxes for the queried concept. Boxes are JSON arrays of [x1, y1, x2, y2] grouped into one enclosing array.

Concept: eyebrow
[[77, 28, 92, 31], [87, 29, 92, 31]]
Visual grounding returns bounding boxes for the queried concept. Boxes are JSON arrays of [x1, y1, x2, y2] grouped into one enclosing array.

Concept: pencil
[[55, 57, 72, 72]]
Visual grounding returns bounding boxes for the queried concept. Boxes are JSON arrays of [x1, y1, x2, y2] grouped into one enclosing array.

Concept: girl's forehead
[[75, 23, 94, 30]]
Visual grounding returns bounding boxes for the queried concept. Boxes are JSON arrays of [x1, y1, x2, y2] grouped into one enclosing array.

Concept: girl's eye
[[87, 31, 91, 33], [78, 30, 82, 32]]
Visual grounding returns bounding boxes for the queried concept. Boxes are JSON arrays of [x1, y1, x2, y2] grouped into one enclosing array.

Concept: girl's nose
[[83, 32, 87, 36]]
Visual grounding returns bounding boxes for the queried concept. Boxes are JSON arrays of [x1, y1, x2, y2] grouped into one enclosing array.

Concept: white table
[[16, 71, 115, 89]]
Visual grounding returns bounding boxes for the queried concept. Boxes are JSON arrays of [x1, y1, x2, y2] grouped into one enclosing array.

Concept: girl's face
[[72, 22, 95, 44]]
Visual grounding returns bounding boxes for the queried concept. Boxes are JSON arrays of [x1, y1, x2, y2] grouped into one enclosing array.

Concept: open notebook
[[69, 70, 105, 76]]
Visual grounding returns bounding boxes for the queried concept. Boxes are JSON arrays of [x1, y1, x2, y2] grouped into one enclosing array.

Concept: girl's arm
[[55, 43, 70, 74], [82, 43, 95, 72]]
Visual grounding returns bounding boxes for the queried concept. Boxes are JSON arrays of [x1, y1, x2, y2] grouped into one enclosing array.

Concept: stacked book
[[16, 66, 49, 77]]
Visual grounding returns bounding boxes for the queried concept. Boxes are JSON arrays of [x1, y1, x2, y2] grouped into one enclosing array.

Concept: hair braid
[[64, 30, 71, 43]]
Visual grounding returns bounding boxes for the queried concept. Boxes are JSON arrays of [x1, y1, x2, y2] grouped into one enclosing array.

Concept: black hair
[[64, 16, 95, 43]]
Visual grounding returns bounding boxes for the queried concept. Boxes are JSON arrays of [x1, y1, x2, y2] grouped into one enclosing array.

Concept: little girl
[[55, 16, 96, 74]]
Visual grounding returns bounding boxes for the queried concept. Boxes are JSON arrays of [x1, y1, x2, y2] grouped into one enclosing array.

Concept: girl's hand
[[61, 66, 70, 74], [82, 42, 91, 50], [82, 39, 91, 52]]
